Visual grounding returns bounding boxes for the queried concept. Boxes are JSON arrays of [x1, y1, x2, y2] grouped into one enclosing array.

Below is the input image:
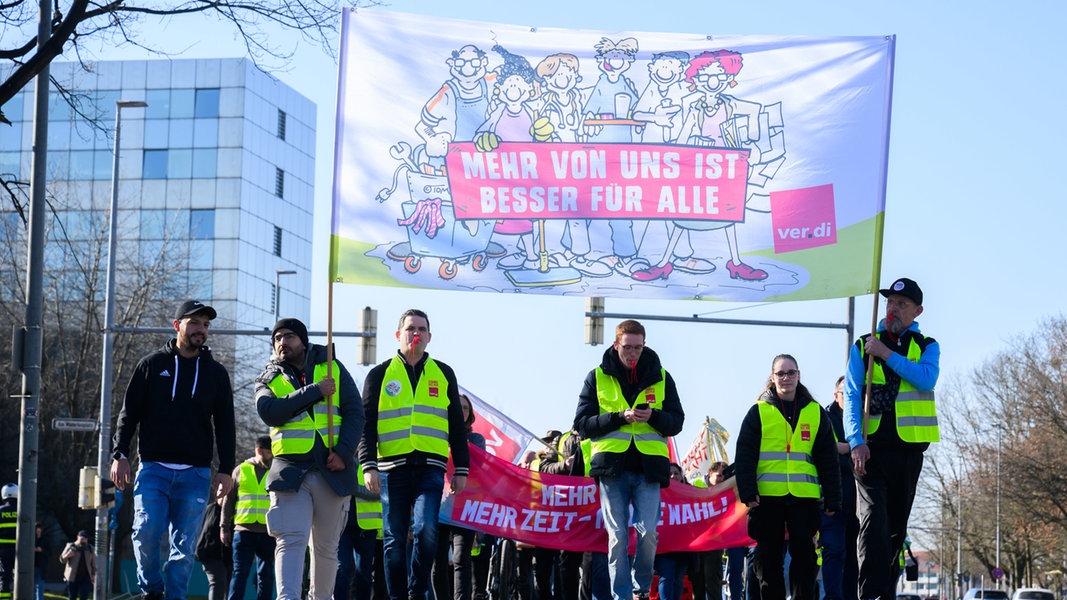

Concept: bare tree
[[0, 0, 379, 123], [918, 317, 1067, 591]]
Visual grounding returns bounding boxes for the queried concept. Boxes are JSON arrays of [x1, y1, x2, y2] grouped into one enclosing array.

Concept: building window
[[194, 88, 220, 118], [143, 149, 168, 179], [273, 226, 282, 257], [190, 209, 215, 239], [277, 110, 287, 140], [275, 167, 284, 198]]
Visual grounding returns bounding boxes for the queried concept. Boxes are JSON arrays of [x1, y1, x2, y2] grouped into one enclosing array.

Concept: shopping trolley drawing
[[377, 143, 496, 280]]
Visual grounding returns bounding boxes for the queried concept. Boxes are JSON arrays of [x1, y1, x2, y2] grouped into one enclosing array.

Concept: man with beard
[[111, 300, 236, 600], [256, 318, 364, 600], [844, 278, 940, 600], [574, 320, 684, 600]]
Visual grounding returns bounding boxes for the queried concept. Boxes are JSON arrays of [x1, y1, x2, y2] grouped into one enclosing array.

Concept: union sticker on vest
[[385, 380, 402, 396], [800, 423, 811, 442], [429, 380, 439, 397], [645, 390, 657, 405]]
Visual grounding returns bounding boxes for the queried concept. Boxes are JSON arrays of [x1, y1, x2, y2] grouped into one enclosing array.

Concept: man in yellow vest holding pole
[[359, 309, 471, 600], [574, 319, 685, 600], [256, 318, 364, 600], [844, 278, 940, 600], [221, 435, 275, 600]]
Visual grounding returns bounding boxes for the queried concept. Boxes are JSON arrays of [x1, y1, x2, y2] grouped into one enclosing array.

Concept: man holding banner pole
[[574, 319, 684, 600], [844, 278, 939, 600]]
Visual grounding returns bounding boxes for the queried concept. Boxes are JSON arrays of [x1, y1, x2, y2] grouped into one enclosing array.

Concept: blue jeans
[[132, 462, 211, 599], [337, 528, 379, 600], [379, 466, 444, 600], [228, 530, 275, 600], [599, 471, 661, 600], [725, 547, 746, 600], [653, 554, 687, 600]]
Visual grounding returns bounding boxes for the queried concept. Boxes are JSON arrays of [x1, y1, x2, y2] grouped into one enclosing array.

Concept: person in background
[[433, 393, 487, 600], [60, 530, 96, 600], [196, 496, 232, 600], [653, 463, 691, 600], [819, 376, 859, 600], [222, 435, 276, 600], [735, 354, 841, 600], [34, 522, 49, 600]]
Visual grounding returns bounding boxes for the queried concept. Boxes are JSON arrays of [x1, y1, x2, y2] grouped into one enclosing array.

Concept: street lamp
[[995, 426, 1001, 588], [96, 99, 147, 600], [274, 269, 297, 323]]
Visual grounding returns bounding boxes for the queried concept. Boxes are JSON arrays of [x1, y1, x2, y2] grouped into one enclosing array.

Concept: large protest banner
[[331, 9, 894, 301], [441, 446, 752, 552]]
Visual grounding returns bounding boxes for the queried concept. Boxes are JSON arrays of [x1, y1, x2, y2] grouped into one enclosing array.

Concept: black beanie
[[272, 318, 309, 349]]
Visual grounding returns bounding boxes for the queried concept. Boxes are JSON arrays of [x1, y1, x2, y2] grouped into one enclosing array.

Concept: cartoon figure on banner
[[416, 44, 495, 172], [631, 49, 786, 282], [474, 44, 553, 273], [562, 37, 649, 278]]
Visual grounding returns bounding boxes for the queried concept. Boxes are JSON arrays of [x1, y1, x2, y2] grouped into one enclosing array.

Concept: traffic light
[[78, 466, 98, 509], [584, 297, 605, 346], [358, 307, 377, 366], [99, 477, 116, 508]]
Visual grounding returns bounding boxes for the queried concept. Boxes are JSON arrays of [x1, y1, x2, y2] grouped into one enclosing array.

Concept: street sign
[[992, 567, 1005, 580], [52, 418, 98, 432]]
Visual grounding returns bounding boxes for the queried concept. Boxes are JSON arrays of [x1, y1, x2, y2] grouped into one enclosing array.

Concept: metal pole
[[96, 100, 147, 600], [957, 476, 963, 600], [13, 0, 52, 594], [847, 297, 856, 356], [996, 426, 1001, 588], [274, 269, 296, 323]]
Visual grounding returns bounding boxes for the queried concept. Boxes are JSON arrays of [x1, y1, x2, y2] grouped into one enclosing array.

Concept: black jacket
[[113, 340, 236, 473], [734, 390, 841, 512], [255, 343, 364, 497], [573, 346, 685, 487], [358, 351, 470, 477]]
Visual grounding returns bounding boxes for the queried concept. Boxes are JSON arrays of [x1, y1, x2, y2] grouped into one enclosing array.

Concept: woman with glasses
[[734, 354, 842, 600]]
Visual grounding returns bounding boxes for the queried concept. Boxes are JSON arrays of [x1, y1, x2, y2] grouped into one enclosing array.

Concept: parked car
[[963, 590, 1010, 600], [1012, 589, 1055, 600]]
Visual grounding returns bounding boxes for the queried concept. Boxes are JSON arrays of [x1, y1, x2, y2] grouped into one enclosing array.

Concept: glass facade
[[0, 58, 315, 373]]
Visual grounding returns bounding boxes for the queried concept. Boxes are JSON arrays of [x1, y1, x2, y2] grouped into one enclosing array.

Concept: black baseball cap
[[77, 530, 90, 538], [174, 300, 217, 321], [879, 278, 923, 306]]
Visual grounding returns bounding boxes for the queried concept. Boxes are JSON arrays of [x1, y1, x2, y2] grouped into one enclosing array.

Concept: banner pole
[[326, 279, 335, 449], [862, 35, 896, 439]]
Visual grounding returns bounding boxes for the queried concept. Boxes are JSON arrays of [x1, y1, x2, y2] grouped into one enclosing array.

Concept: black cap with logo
[[174, 300, 217, 321], [878, 278, 923, 306]]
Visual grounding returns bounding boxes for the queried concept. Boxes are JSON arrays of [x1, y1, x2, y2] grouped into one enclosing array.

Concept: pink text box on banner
[[769, 183, 837, 253], [442, 445, 753, 553], [445, 142, 750, 222]]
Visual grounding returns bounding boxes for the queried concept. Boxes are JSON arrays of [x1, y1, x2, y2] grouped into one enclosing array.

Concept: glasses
[[619, 345, 644, 352], [773, 370, 799, 379], [273, 332, 298, 343], [693, 73, 729, 83]]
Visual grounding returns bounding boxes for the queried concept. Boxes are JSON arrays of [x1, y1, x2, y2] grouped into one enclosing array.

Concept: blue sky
[[87, 0, 1067, 455]]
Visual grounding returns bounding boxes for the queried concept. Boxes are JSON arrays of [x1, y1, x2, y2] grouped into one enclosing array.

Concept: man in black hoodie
[[574, 319, 684, 600], [256, 317, 364, 600], [111, 300, 236, 600]]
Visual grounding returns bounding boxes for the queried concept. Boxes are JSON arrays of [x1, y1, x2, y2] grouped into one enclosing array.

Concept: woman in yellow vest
[[734, 354, 841, 600]]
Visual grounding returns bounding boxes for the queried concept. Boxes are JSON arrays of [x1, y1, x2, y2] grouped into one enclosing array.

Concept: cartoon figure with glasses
[[417, 44, 495, 169], [632, 49, 785, 283]]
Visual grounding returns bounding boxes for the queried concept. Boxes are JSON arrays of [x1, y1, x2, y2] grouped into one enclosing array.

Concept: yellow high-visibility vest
[[755, 400, 822, 499], [589, 368, 668, 459], [377, 357, 449, 458], [863, 335, 939, 443], [354, 464, 382, 532], [267, 361, 342, 456], [233, 462, 268, 526]]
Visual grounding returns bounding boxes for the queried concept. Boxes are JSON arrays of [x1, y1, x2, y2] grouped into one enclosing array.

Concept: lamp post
[[996, 426, 1001, 589], [274, 269, 297, 323], [96, 99, 147, 600]]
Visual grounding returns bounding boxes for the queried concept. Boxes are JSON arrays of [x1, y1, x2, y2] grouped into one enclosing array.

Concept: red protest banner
[[445, 445, 753, 553]]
